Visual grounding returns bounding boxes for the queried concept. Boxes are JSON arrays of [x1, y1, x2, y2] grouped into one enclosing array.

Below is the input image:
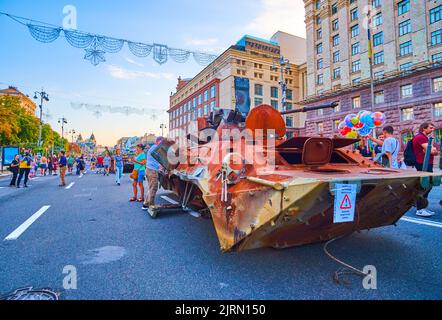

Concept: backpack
[[403, 139, 416, 166]]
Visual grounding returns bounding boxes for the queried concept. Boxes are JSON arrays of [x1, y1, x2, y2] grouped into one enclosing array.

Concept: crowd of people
[[355, 121, 440, 217], [5, 125, 440, 218]]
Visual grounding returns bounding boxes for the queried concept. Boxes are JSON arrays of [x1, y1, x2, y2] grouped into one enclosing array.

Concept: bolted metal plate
[[0, 287, 59, 300]]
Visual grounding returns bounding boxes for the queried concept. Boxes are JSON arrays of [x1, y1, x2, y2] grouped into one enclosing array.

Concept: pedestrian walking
[[113, 149, 124, 186], [103, 153, 111, 176], [142, 137, 163, 211], [96, 154, 104, 174], [412, 122, 439, 217], [17, 152, 32, 188], [48, 157, 53, 176], [52, 155, 58, 175], [40, 155, 48, 176], [59, 151, 67, 187], [368, 126, 399, 169], [67, 154, 75, 173], [129, 144, 146, 202], [9, 154, 20, 187]]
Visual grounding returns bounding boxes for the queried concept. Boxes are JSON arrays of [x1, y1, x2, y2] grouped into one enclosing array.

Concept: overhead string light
[[0, 12, 218, 66], [70, 102, 167, 119]]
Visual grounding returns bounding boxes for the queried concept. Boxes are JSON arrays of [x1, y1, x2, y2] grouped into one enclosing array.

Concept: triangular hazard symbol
[[340, 194, 352, 209]]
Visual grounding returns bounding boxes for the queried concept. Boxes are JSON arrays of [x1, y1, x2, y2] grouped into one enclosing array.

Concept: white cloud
[[124, 57, 144, 67], [107, 65, 175, 81], [185, 37, 219, 47], [246, 0, 306, 39]]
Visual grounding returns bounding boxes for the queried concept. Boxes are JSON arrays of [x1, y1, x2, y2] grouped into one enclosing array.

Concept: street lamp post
[[271, 55, 291, 112], [69, 129, 76, 143], [58, 117, 68, 149], [33, 90, 49, 148], [160, 123, 167, 137]]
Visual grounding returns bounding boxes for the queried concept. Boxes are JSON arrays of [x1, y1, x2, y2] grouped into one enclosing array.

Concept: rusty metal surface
[[158, 105, 441, 252]]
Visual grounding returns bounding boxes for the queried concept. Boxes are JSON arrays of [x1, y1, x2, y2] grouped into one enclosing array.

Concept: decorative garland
[[1, 12, 218, 66]]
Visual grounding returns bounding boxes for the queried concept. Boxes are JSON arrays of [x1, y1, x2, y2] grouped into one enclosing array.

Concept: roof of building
[[236, 35, 279, 47]]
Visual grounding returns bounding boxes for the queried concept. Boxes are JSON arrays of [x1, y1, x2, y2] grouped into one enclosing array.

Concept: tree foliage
[[0, 95, 68, 152]]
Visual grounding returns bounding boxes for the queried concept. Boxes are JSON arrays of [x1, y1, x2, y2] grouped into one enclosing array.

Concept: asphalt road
[[0, 170, 441, 300]]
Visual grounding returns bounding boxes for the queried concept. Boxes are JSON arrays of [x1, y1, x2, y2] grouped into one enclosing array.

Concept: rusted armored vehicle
[[152, 104, 441, 252]]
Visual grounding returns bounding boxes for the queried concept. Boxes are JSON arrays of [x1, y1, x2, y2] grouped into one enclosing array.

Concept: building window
[[333, 51, 340, 63], [317, 74, 324, 85], [316, 14, 321, 25], [373, 13, 382, 26], [210, 101, 216, 111], [399, 19, 411, 36], [255, 84, 263, 96], [331, 3, 338, 14], [193, 97, 197, 107], [333, 119, 341, 129], [351, 24, 359, 38], [352, 78, 361, 85], [373, 51, 384, 65], [374, 90, 384, 104], [271, 87, 278, 98], [316, 122, 324, 133], [317, 43, 323, 54], [271, 100, 278, 109], [400, 62, 413, 73], [286, 89, 293, 100], [351, 8, 358, 21], [402, 131, 414, 146], [430, 5, 441, 24], [352, 96, 361, 109], [253, 98, 262, 107], [401, 108, 414, 121], [374, 70, 384, 79], [352, 60, 361, 73], [333, 67, 341, 79], [317, 108, 323, 116], [317, 28, 322, 40], [286, 116, 293, 128], [372, 0, 381, 8], [398, 0, 410, 15], [333, 101, 340, 112], [351, 42, 360, 55], [433, 77, 442, 93], [400, 41, 412, 56], [332, 19, 339, 31], [431, 29, 442, 46], [316, 0, 321, 10], [432, 52, 442, 64], [317, 58, 323, 69], [210, 85, 216, 98], [373, 32, 383, 46], [198, 94, 202, 104], [204, 90, 208, 101], [401, 84, 413, 98], [333, 35, 340, 47], [434, 102, 442, 117]]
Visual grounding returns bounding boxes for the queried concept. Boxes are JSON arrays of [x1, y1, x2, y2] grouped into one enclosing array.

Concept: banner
[[2, 146, 19, 166], [234, 77, 251, 115]]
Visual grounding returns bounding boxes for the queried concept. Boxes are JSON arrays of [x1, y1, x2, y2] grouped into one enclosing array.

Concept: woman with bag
[[9, 154, 20, 187], [130, 144, 146, 202]]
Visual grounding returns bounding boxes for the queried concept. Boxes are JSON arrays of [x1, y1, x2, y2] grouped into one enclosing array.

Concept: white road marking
[[400, 217, 442, 228], [65, 182, 75, 189], [161, 196, 179, 205], [0, 187, 5, 189], [4, 205, 51, 241]]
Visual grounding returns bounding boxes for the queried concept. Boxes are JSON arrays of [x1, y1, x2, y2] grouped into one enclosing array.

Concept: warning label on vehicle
[[333, 184, 357, 223]]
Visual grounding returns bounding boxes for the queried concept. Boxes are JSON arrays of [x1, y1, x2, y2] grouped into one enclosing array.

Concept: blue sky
[[0, 0, 305, 146]]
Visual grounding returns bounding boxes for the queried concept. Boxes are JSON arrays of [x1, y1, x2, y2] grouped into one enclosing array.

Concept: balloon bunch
[[339, 110, 386, 138]]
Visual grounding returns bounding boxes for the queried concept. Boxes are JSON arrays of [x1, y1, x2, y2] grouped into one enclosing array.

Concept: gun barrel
[[280, 102, 338, 115]]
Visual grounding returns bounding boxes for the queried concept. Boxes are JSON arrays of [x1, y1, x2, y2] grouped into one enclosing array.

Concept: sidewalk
[[0, 170, 12, 180]]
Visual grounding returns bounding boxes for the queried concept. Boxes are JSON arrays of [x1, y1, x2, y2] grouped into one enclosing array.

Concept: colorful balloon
[[358, 125, 372, 137], [344, 114, 357, 128], [351, 117, 360, 125], [345, 130, 358, 139], [371, 112, 386, 127]]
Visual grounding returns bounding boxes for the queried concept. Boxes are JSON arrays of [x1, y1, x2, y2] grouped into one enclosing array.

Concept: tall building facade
[[302, 0, 442, 148], [0, 86, 37, 116], [168, 33, 307, 139]]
